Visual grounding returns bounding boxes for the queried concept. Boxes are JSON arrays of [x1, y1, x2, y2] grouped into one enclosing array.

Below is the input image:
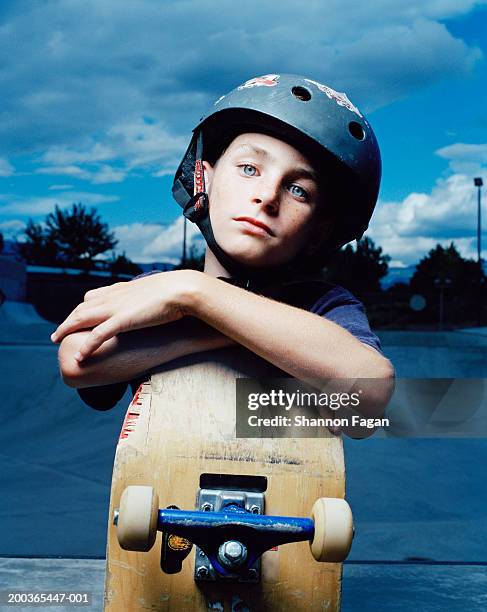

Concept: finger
[[83, 283, 117, 301], [51, 307, 110, 343], [75, 318, 123, 361], [83, 288, 100, 301]]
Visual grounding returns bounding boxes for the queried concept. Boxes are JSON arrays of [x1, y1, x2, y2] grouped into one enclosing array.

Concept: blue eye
[[289, 184, 307, 199], [242, 164, 257, 176]]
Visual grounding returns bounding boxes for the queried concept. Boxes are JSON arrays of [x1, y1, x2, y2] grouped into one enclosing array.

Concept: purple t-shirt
[[77, 274, 382, 409], [263, 278, 382, 352]]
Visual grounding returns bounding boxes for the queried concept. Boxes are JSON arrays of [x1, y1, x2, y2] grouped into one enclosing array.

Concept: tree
[[46, 203, 117, 266], [109, 253, 143, 277], [16, 219, 59, 265], [17, 203, 119, 269], [410, 243, 482, 295], [0, 232, 4, 254], [175, 243, 205, 271], [324, 236, 390, 296], [408, 243, 485, 327]]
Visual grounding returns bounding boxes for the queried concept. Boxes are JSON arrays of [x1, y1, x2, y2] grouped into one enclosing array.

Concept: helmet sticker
[[237, 74, 280, 90], [304, 79, 363, 118]]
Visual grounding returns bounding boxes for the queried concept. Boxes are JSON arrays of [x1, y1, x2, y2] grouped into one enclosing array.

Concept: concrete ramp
[[0, 301, 56, 344], [377, 330, 487, 378], [0, 301, 48, 326]]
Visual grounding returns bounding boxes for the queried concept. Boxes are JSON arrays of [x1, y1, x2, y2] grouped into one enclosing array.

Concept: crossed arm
[[54, 270, 394, 391]]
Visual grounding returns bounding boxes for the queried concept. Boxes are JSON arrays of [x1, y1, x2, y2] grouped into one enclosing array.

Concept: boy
[[52, 74, 394, 406]]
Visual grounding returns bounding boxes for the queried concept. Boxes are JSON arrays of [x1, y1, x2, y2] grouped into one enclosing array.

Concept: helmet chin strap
[[182, 132, 298, 288]]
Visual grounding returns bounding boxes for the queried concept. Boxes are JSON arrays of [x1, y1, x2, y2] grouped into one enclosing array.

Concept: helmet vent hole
[[292, 86, 312, 102], [349, 121, 365, 140]]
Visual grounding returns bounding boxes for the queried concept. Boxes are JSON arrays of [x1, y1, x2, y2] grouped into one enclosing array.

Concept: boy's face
[[203, 132, 329, 268]]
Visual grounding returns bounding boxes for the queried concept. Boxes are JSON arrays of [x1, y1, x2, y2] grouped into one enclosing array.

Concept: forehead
[[224, 132, 318, 178]]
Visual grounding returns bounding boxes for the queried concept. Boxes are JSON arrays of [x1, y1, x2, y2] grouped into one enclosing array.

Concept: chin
[[227, 249, 287, 269], [218, 235, 292, 268]]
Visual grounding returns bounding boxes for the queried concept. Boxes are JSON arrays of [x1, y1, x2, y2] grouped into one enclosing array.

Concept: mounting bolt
[[247, 568, 258, 580], [201, 502, 213, 512], [218, 541, 248, 568], [196, 566, 209, 579], [112, 509, 119, 526], [199, 550, 206, 557], [250, 505, 260, 514]]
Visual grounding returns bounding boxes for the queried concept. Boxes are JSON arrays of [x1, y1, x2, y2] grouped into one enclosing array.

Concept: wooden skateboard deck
[[104, 347, 349, 611]]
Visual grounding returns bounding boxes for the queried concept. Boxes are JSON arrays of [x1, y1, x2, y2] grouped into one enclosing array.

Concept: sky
[[1, 0, 486, 268]]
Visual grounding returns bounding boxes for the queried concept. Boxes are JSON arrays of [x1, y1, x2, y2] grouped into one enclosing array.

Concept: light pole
[[182, 217, 187, 267], [474, 177, 483, 267], [474, 177, 483, 326], [434, 277, 452, 331]]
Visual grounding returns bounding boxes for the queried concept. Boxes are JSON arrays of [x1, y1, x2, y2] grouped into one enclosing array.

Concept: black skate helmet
[[172, 73, 381, 281]]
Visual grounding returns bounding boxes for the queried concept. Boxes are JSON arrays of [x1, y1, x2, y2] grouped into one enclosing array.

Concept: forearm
[[58, 317, 234, 388], [187, 275, 394, 384]]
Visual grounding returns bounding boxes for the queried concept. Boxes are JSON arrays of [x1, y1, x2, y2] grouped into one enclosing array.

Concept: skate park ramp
[[0, 303, 486, 610], [0, 301, 56, 343]]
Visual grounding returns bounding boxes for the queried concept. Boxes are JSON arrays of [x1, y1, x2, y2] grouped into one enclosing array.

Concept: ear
[[202, 160, 215, 192]]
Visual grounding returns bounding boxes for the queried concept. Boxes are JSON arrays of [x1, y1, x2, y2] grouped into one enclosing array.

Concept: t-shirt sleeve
[[78, 382, 129, 411], [77, 375, 148, 410], [309, 284, 383, 354]]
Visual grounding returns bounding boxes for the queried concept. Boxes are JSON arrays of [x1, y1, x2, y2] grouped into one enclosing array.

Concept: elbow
[[58, 334, 88, 388], [376, 358, 395, 404], [377, 356, 395, 382], [359, 345, 395, 381], [358, 352, 395, 416]]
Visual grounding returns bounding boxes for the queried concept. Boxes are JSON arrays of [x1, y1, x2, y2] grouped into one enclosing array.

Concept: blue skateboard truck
[[114, 481, 354, 583]]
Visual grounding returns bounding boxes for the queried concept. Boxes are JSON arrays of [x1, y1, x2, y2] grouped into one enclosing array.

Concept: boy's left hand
[[50, 270, 201, 361]]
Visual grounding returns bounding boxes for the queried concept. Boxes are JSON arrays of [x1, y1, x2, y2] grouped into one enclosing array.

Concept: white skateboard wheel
[[310, 498, 354, 562], [116, 485, 159, 552]]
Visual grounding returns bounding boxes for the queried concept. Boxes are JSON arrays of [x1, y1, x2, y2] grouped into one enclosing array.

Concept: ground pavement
[[1, 302, 486, 610]]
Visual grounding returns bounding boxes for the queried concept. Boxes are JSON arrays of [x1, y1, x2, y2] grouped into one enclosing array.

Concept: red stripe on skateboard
[[119, 384, 144, 439]]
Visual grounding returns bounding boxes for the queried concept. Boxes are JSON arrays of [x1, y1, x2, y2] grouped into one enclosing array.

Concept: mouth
[[234, 217, 275, 237]]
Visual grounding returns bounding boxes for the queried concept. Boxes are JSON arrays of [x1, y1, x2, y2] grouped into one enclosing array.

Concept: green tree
[[410, 242, 481, 295], [46, 203, 117, 267], [109, 253, 143, 277], [16, 219, 59, 265], [175, 243, 205, 271], [16, 204, 123, 270], [324, 236, 390, 296]]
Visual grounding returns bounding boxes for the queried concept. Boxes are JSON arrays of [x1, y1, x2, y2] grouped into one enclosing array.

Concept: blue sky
[[1, 0, 486, 267]]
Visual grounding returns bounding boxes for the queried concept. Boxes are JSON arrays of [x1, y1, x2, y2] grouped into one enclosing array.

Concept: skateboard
[[104, 347, 353, 611]]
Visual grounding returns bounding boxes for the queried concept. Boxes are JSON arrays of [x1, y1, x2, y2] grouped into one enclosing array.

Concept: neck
[[203, 247, 232, 278]]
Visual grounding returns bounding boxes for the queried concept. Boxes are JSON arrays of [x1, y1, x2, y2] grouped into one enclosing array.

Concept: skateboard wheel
[[310, 498, 353, 562], [116, 486, 159, 552]]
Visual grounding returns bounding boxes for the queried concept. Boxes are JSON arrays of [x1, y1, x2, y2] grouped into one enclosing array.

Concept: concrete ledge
[[0, 558, 486, 611]]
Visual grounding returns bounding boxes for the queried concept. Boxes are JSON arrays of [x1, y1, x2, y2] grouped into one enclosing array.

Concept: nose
[[251, 182, 280, 215]]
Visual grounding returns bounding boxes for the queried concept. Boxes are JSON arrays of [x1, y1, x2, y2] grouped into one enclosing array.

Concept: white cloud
[[91, 165, 127, 184], [436, 143, 487, 162], [435, 142, 487, 175], [0, 0, 484, 164], [35, 165, 91, 179], [42, 142, 114, 165], [35, 163, 127, 184], [114, 217, 203, 264], [0, 157, 14, 177], [35, 119, 186, 181], [0, 191, 120, 216], [48, 184, 73, 190], [368, 171, 486, 266], [0, 219, 26, 239]]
